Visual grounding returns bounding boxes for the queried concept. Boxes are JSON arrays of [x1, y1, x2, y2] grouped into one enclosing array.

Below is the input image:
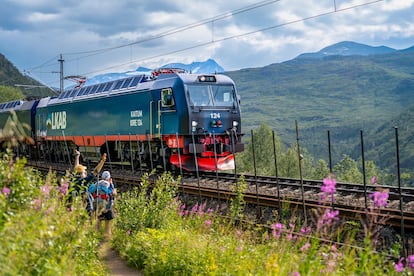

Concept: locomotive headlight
[[233, 121, 239, 127], [191, 120, 198, 132]]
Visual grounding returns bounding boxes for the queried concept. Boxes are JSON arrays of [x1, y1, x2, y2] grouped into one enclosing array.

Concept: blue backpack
[[87, 180, 114, 217]]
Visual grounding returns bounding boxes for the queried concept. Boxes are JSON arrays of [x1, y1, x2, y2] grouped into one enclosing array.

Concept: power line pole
[[58, 54, 64, 94]]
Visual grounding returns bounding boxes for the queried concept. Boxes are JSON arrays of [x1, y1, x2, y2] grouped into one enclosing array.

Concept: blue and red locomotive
[[0, 69, 244, 171]]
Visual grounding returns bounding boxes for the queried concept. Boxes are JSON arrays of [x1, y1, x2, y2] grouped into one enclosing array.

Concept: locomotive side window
[[161, 88, 175, 107]]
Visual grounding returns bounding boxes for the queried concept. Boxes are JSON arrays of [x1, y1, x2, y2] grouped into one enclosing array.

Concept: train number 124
[[210, 112, 221, 119]]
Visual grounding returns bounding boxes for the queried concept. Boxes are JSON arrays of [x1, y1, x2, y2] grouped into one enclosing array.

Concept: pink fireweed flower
[[45, 207, 53, 215], [321, 209, 339, 225], [320, 177, 337, 204], [300, 226, 311, 235], [178, 204, 186, 217], [407, 255, 414, 269], [300, 242, 310, 252], [394, 258, 404, 273], [191, 203, 199, 214], [59, 182, 69, 196], [1, 187, 11, 196], [31, 198, 42, 210], [321, 178, 336, 195], [126, 230, 131, 235], [371, 176, 377, 185], [198, 202, 207, 216], [270, 222, 284, 239], [369, 191, 389, 208], [40, 185, 51, 197], [205, 219, 212, 227]]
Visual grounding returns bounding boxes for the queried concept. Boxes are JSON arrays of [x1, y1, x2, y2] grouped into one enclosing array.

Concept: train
[[0, 68, 244, 171]]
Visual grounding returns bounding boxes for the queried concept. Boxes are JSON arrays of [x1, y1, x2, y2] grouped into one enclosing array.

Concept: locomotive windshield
[[187, 84, 236, 107]]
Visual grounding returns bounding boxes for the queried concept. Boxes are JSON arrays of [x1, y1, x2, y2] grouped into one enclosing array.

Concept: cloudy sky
[[1, 0, 413, 88]]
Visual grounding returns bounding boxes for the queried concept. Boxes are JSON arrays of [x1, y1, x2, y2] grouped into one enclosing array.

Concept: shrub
[[0, 155, 108, 275]]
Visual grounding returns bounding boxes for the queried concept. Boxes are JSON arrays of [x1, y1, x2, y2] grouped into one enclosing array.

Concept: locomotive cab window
[[211, 85, 236, 107], [161, 88, 175, 107], [187, 84, 236, 107]]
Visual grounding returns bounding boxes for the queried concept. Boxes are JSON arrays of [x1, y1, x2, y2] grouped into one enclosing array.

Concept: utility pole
[[58, 54, 64, 94]]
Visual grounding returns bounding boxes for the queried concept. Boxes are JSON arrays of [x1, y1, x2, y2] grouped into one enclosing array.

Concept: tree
[[278, 144, 314, 178], [0, 85, 24, 103], [333, 155, 363, 183], [236, 123, 282, 176], [311, 159, 330, 180]]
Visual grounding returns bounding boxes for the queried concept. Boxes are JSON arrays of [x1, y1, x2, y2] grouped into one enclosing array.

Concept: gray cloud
[[0, 0, 413, 87]]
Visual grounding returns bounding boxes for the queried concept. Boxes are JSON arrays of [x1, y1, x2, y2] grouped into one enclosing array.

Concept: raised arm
[[74, 149, 81, 171], [93, 153, 107, 176]]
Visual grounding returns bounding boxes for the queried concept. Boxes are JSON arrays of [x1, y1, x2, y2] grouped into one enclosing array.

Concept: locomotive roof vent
[[0, 100, 23, 110]]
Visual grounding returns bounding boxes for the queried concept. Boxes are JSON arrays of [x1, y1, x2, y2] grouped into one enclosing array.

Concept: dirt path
[[99, 241, 143, 276]]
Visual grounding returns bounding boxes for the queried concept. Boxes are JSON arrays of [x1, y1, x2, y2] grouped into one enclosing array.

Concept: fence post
[[360, 130, 368, 209], [295, 120, 307, 224], [395, 127, 406, 256], [272, 130, 282, 220]]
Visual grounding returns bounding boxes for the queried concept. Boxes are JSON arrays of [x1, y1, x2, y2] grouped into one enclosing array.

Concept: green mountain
[[227, 47, 414, 171], [0, 53, 54, 99], [2, 43, 414, 171]]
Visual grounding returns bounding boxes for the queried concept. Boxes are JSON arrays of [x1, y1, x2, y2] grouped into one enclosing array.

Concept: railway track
[[26, 160, 414, 231]]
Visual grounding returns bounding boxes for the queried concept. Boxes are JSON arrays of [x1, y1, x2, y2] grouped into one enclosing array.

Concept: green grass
[[0, 153, 108, 275], [112, 173, 408, 275]]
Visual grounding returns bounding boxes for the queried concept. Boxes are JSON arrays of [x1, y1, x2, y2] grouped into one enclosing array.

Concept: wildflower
[[178, 204, 186, 217], [371, 176, 377, 185], [31, 198, 42, 210], [40, 185, 51, 197], [321, 177, 336, 195], [293, 272, 300, 276], [198, 202, 207, 216], [394, 258, 404, 273], [286, 223, 295, 241], [205, 219, 212, 227], [59, 182, 69, 196], [191, 203, 199, 214], [300, 242, 310, 252], [126, 230, 131, 235], [300, 226, 311, 235], [270, 222, 284, 239], [45, 207, 53, 215], [1, 187, 11, 196], [320, 177, 337, 204], [369, 191, 389, 208], [407, 255, 414, 269], [322, 209, 339, 225]]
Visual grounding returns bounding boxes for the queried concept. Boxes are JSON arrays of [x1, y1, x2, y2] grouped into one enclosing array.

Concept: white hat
[[101, 171, 111, 180]]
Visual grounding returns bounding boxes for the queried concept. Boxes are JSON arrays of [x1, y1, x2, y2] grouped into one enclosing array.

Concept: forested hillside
[[227, 49, 414, 171], [1, 46, 414, 171], [0, 53, 53, 99]]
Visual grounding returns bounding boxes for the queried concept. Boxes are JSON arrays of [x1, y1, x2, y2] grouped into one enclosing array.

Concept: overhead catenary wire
[[25, 0, 385, 87], [79, 0, 385, 78]]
